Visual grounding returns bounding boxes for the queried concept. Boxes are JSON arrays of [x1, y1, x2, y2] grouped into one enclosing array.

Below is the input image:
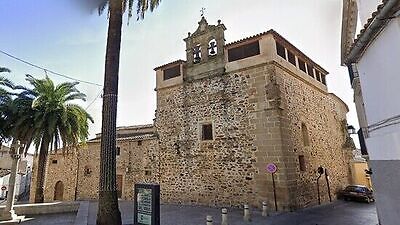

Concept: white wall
[[357, 18, 400, 161]]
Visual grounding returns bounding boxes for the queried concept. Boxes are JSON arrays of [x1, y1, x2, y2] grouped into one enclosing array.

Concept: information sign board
[[134, 183, 160, 225]]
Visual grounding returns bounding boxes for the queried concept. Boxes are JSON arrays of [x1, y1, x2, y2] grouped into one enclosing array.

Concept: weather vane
[[200, 7, 206, 17]]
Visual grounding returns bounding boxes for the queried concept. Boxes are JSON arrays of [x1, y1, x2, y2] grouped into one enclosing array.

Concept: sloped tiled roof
[[89, 132, 157, 143], [154, 60, 186, 71], [352, 0, 388, 47], [345, 0, 400, 63], [116, 124, 154, 130]]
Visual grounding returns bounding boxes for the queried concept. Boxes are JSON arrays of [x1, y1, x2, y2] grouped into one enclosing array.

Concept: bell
[[210, 48, 216, 55]]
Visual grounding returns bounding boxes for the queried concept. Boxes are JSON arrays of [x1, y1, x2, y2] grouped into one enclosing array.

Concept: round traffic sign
[[266, 163, 277, 173], [1, 186, 6, 191]]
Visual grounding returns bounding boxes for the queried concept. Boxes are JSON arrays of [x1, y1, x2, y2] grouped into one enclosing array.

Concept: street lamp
[[347, 125, 357, 135]]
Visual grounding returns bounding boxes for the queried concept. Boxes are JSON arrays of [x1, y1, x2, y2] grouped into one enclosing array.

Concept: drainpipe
[[345, 0, 400, 64]]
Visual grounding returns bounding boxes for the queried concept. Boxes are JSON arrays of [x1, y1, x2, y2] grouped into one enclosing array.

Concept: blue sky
[[0, 0, 359, 144]]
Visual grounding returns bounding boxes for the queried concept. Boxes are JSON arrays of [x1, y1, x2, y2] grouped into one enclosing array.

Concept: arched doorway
[[54, 181, 64, 201]]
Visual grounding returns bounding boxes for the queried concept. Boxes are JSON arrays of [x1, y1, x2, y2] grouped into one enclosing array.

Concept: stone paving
[[20, 212, 76, 225], [15, 200, 378, 225]]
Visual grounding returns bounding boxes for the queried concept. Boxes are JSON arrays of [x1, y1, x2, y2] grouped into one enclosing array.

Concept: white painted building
[[0, 145, 33, 201], [341, 1, 400, 224]]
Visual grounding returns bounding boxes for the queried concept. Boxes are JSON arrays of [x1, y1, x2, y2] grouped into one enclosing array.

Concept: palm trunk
[[34, 135, 50, 203], [96, 0, 123, 225]]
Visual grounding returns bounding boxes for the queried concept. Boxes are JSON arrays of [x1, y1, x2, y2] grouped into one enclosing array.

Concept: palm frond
[[0, 67, 11, 73]]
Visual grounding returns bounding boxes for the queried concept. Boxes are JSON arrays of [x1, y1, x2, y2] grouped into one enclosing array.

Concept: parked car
[[338, 185, 374, 203]]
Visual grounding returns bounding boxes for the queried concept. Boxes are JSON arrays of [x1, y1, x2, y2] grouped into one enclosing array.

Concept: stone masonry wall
[[44, 152, 78, 202], [31, 138, 159, 202], [155, 61, 352, 210], [155, 63, 306, 208], [75, 138, 159, 200], [275, 62, 352, 208], [156, 68, 259, 207]]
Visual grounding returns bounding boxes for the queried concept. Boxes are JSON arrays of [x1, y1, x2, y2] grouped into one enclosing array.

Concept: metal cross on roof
[[200, 7, 206, 17]]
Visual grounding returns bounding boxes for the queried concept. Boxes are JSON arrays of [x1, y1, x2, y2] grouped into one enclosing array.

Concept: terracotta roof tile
[[154, 60, 186, 71], [346, 0, 392, 62], [88, 132, 157, 143]]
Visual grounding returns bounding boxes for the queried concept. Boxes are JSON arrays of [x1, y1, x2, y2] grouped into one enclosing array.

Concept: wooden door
[[54, 181, 64, 201]]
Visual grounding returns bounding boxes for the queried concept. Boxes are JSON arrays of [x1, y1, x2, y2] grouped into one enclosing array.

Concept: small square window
[[299, 155, 306, 172], [52, 160, 58, 164], [116, 146, 121, 156], [201, 123, 213, 141], [138, 140, 142, 146], [145, 170, 151, 176]]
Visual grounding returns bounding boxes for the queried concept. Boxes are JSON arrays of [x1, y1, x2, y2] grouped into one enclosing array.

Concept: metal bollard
[[221, 208, 228, 225], [206, 215, 213, 225], [262, 201, 268, 217], [243, 204, 251, 222]]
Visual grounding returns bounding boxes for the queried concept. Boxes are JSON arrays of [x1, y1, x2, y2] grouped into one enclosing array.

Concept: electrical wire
[[368, 114, 400, 133], [85, 89, 103, 110], [0, 49, 102, 87]]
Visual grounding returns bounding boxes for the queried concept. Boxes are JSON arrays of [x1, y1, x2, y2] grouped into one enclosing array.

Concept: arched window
[[301, 123, 310, 146], [193, 44, 202, 63], [208, 39, 217, 56]]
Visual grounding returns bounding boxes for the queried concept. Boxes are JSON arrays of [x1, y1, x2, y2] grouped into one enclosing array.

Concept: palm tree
[[10, 75, 93, 203], [93, 1, 161, 225], [0, 68, 13, 146]]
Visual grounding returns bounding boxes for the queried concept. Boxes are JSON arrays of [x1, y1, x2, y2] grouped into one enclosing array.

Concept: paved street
[[88, 200, 377, 225], [15, 200, 378, 225]]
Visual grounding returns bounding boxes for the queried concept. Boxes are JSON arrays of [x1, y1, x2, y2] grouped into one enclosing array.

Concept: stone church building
[[30, 17, 354, 211]]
